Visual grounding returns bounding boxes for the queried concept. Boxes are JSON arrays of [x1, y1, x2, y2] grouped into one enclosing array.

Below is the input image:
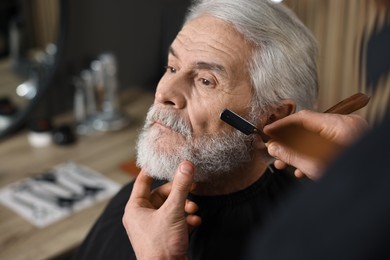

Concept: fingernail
[[180, 163, 193, 175]]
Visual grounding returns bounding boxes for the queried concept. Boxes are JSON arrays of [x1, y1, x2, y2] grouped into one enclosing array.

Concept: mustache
[[145, 105, 192, 138]]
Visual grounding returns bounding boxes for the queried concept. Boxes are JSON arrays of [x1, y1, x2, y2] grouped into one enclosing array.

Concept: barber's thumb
[[267, 142, 279, 156], [166, 161, 195, 207], [267, 142, 297, 165]]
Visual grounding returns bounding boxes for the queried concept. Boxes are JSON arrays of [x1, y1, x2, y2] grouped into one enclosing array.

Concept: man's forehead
[[170, 15, 252, 70]]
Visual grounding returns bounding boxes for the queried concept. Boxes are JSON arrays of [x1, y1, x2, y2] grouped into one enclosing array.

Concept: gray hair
[[184, 0, 318, 113]]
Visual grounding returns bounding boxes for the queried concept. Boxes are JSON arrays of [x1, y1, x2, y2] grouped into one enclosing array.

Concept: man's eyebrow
[[194, 62, 226, 74], [168, 46, 227, 76], [168, 46, 177, 58]]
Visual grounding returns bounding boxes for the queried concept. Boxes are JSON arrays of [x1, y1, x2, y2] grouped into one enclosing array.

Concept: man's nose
[[154, 76, 186, 109]]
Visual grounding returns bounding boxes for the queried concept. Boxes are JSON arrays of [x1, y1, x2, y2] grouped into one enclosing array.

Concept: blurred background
[[0, 0, 389, 140], [285, 0, 390, 125], [0, 0, 389, 259], [0, 0, 191, 139]]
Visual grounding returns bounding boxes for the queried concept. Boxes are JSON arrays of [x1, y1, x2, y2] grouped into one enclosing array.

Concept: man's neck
[[192, 151, 271, 196]]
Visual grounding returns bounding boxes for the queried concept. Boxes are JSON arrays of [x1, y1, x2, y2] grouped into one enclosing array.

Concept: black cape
[[73, 166, 301, 259]]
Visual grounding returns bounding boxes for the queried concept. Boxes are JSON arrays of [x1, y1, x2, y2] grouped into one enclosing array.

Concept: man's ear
[[266, 99, 296, 125]]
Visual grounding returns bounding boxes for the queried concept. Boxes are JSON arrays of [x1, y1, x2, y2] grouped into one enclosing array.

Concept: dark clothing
[[73, 166, 301, 260], [245, 117, 390, 260]]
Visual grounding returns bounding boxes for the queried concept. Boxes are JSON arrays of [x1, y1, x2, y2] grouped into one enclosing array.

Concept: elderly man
[[73, 0, 318, 259], [124, 110, 369, 260]]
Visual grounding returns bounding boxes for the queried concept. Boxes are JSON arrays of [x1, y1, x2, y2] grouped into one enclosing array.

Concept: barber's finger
[[185, 200, 199, 214], [264, 110, 326, 136], [186, 214, 202, 233], [268, 141, 324, 180], [155, 182, 173, 197], [149, 183, 172, 209], [163, 161, 195, 210], [129, 170, 154, 201], [264, 111, 341, 160], [273, 157, 306, 179], [149, 175, 196, 209], [267, 142, 301, 169], [294, 169, 305, 178], [273, 159, 288, 170]]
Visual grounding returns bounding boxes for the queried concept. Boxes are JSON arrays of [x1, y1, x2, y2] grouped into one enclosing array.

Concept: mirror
[[0, 0, 64, 140]]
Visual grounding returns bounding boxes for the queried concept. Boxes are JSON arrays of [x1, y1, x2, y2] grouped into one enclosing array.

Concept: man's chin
[[148, 130, 187, 150], [137, 161, 177, 181]]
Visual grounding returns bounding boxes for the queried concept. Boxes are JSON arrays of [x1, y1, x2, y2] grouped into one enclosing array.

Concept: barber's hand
[[123, 161, 201, 260], [261, 110, 368, 180]]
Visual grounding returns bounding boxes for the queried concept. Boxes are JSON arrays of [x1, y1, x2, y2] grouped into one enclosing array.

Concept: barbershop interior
[[0, 0, 389, 259]]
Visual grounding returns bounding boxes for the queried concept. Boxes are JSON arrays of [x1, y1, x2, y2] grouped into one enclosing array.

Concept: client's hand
[[262, 110, 368, 180], [123, 161, 201, 260]]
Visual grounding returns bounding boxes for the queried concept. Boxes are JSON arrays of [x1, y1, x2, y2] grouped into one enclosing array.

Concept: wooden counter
[[0, 89, 154, 260]]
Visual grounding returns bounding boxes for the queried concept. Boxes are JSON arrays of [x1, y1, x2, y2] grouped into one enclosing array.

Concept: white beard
[[136, 105, 255, 182]]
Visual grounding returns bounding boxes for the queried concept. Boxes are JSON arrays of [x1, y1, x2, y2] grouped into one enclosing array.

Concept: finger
[[267, 127, 338, 162], [186, 214, 202, 233], [185, 200, 199, 215], [266, 140, 279, 158], [294, 169, 305, 178], [150, 182, 173, 206], [268, 142, 305, 170], [154, 182, 173, 198], [150, 182, 195, 209], [269, 142, 325, 180], [264, 111, 340, 156], [264, 110, 323, 135], [129, 170, 154, 202], [163, 161, 195, 210], [273, 159, 288, 170], [264, 110, 349, 141]]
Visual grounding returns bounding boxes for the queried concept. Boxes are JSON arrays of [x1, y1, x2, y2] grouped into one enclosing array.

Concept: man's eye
[[196, 77, 215, 88], [165, 66, 176, 73], [201, 78, 211, 86]]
